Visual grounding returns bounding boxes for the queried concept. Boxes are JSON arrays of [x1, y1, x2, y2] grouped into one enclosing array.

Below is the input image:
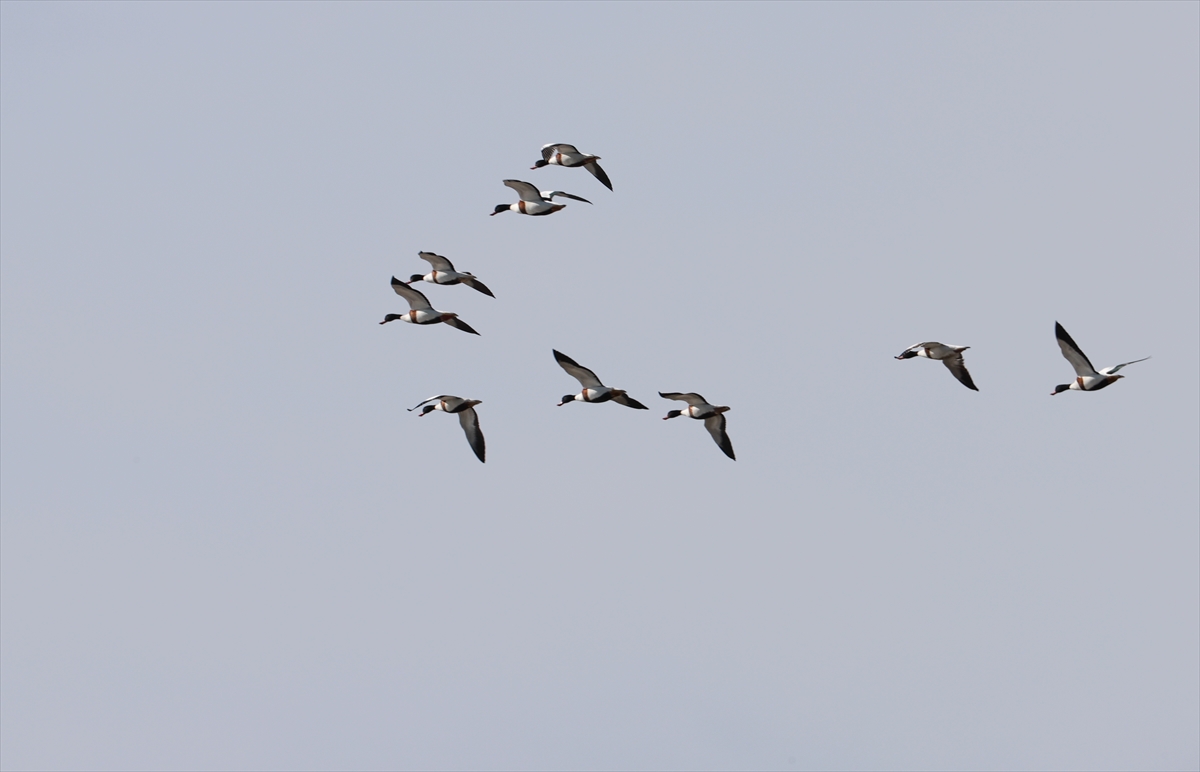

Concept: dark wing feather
[[460, 277, 495, 298], [408, 395, 456, 412], [659, 392, 709, 407], [585, 161, 613, 191], [611, 393, 649, 410], [458, 407, 485, 463], [553, 350, 603, 388], [503, 179, 545, 202], [547, 191, 592, 204], [391, 276, 433, 310], [443, 317, 480, 335], [417, 252, 455, 272], [1055, 322, 1098, 377], [542, 143, 578, 160], [942, 355, 979, 391], [704, 414, 736, 460]]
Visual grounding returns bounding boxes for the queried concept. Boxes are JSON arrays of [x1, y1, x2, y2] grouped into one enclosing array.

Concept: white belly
[[519, 200, 558, 215], [580, 387, 612, 402], [427, 271, 465, 285], [405, 309, 443, 325]]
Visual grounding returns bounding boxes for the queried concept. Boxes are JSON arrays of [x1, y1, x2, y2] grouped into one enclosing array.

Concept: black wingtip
[[467, 280, 496, 298], [1054, 321, 1081, 350], [446, 318, 481, 335], [588, 162, 614, 191]]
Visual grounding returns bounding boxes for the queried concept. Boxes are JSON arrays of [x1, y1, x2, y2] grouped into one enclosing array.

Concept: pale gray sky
[[2, 3, 1197, 770]]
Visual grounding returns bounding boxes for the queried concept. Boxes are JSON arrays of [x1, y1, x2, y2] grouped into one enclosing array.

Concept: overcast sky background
[[2, 3, 1198, 771]]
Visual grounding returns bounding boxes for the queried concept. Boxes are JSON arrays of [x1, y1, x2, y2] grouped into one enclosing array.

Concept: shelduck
[[408, 395, 485, 463], [531, 143, 613, 191], [895, 342, 978, 391], [553, 350, 648, 409], [659, 392, 735, 460], [407, 251, 495, 297], [1052, 322, 1148, 395], [491, 179, 591, 217], [379, 277, 480, 335]]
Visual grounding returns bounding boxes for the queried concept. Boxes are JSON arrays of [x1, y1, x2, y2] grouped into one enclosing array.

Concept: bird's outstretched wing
[[391, 276, 433, 310], [895, 343, 935, 359], [659, 392, 710, 407], [418, 251, 455, 272], [408, 395, 459, 412], [444, 317, 480, 335], [703, 413, 735, 460], [553, 350, 603, 388], [1100, 357, 1150, 375], [611, 393, 649, 410], [503, 179, 545, 202], [545, 190, 592, 204], [458, 407, 485, 463], [541, 143, 580, 161], [1055, 322, 1099, 377], [460, 276, 495, 298], [584, 161, 613, 191], [942, 354, 979, 391]]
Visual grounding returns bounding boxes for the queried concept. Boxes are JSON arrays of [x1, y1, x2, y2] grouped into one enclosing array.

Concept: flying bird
[[659, 392, 735, 460], [531, 143, 613, 191], [379, 277, 480, 334], [1051, 322, 1148, 395], [408, 395, 485, 463], [895, 342, 978, 391], [491, 179, 591, 217], [407, 251, 495, 297], [553, 350, 648, 409]]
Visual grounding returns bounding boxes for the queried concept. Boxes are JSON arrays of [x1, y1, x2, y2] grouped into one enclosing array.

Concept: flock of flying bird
[[380, 143, 735, 463], [382, 143, 1151, 464]]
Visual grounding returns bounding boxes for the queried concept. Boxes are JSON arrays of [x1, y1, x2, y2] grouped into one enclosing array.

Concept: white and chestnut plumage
[[406, 252, 495, 298], [531, 143, 613, 191], [379, 277, 480, 335], [1052, 321, 1149, 395], [408, 395, 485, 463], [895, 342, 978, 391], [553, 350, 648, 409], [660, 392, 735, 460], [490, 179, 591, 217]]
